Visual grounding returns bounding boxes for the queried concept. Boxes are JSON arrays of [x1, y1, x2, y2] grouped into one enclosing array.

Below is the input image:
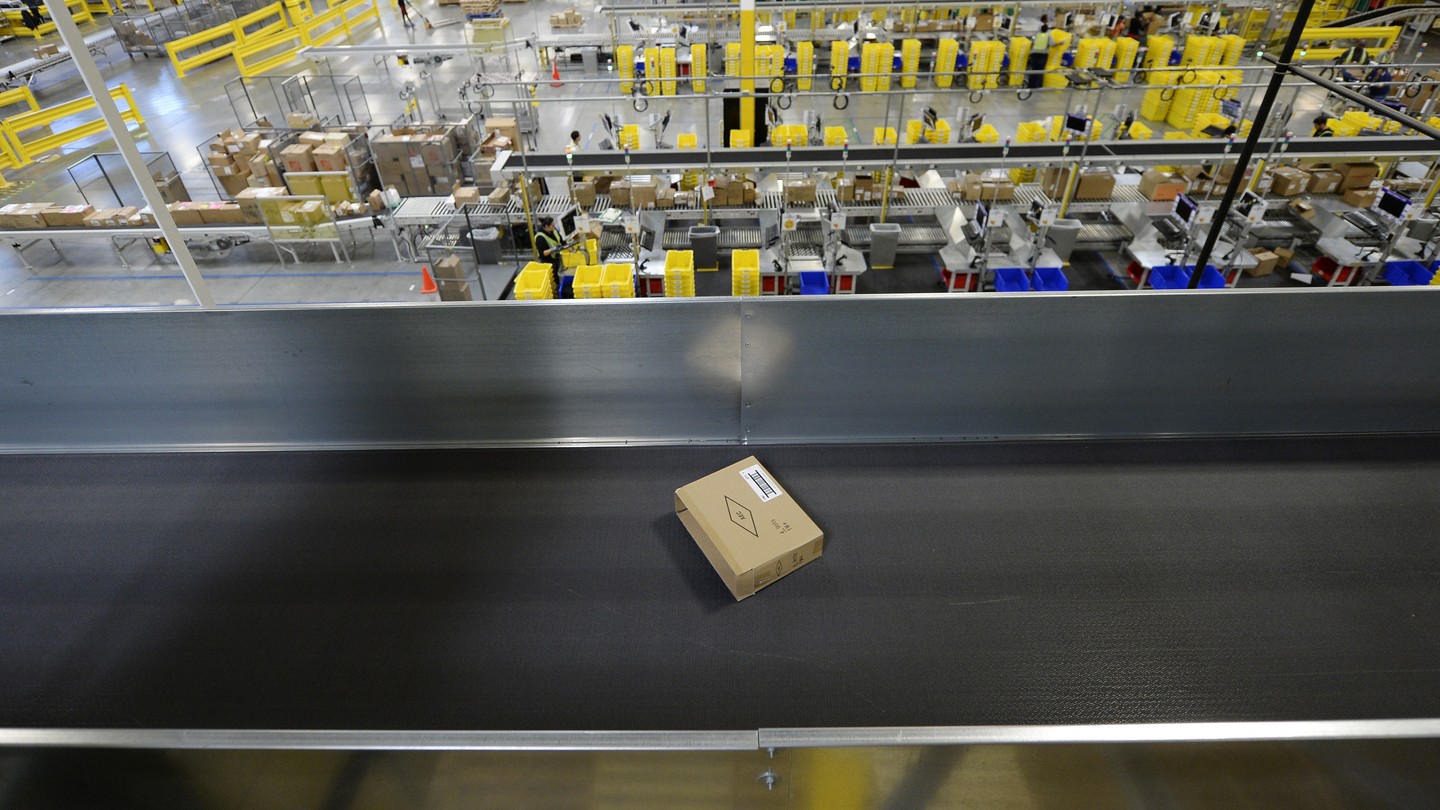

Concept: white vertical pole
[[43, 0, 216, 307]]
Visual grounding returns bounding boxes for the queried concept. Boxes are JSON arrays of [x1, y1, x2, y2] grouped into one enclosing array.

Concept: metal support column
[[1190, 0, 1317, 286], [43, 0, 215, 307], [740, 0, 756, 140]]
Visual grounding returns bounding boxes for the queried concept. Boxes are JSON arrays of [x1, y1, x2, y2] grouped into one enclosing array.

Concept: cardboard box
[[298, 131, 328, 147], [1337, 162, 1380, 190], [609, 179, 630, 207], [1307, 168, 1342, 195], [280, 144, 315, 173], [1272, 246, 1295, 270], [41, 204, 95, 228], [165, 203, 204, 226], [218, 173, 252, 197], [287, 112, 320, 128], [486, 185, 512, 205], [433, 254, 465, 281], [1289, 198, 1317, 221], [437, 279, 473, 302], [657, 187, 675, 209], [1138, 168, 1188, 202], [84, 208, 119, 228], [235, 187, 287, 224], [312, 145, 348, 172], [674, 456, 824, 601], [1246, 248, 1279, 277], [368, 189, 386, 212], [783, 178, 817, 204], [572, 181, 596, 207], [964, 172, 1017, 202], [1342, 187, 1377, 208], [1040, 167, 1111, 200], [453, 185, 482, 206], [631, 181, 658, 209], [197, 202, 246, 224], [34, 44, 61, 58], [1269, 167, 1310, 197]]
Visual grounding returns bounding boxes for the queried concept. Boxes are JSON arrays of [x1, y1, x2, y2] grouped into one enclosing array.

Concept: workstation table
[[2, 435, 1439, 735]]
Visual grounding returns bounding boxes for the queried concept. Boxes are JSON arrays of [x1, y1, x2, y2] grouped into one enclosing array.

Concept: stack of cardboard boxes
[[954, 171, 1017, 202], [164, 201, 246, 225], [461, 0, 500, 13], [113, 20, 156, 50], [1039, 167, 1114, 200], [210, 128, 282, 196], [372, 126, 462, 197], [1139, 168, 1189, 201], [711, 175, 757, 206], [431, 254, 473, 301], [548, 7, 582, 26]]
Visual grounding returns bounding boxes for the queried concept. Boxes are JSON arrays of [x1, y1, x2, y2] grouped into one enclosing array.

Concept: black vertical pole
[[1190, 0, 1317, 286]]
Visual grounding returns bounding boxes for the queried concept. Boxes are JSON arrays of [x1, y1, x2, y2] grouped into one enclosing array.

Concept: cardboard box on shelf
[[657, 187, 675, 209], [1307, 168, 1342, 195], [674, 456, 824, 602], [312, 145, 348, 171], [218, 174, 252, 197], [235, 133, 262, 155], [1336, 161, 1380, 190], [609, 179, 630, 207], [41, 204, 95, 228], [836, 178, 855, 202], [631, 181, 658, 208], [165, 202, 205, 226], [783, 178, 817, 203], [964, 172, 1016, 202], [1269, 166, 1310, 197], [572, 181, 596, 207], [1289, 198, 1317, 221], [1246, 248, 1279, 277], [486, 116, 521, 150], [298, 131, 328, 147], [1342, 187, 1378, 208], [280, 144, 315, 173], [1138, 168, 1188, 202], [207, 151, 235, 169], [83, 209, 118, 228], [433, 254, 465, 281], [198, 202, 246, 224], [487, 185, 512, 205]]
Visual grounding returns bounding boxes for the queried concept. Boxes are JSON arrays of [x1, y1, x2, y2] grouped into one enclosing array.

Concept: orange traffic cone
[[420, 265, 438, 294], [550, 60, 563, 87]]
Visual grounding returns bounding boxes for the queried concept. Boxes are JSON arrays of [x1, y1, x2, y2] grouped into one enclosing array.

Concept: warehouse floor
[[0, 1, 1382, 307]]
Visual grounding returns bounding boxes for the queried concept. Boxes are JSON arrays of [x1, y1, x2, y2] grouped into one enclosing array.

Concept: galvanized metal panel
[[0, 300, 742, 451], [740, 289, 1440, 443]]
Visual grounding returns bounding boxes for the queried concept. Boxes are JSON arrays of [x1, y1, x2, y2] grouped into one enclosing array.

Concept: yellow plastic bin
[[514, 261, 556, 300]]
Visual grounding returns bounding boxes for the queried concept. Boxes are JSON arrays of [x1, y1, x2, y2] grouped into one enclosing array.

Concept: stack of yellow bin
[[514, 261, 556, 300], [730, 130, 752, 148], [872, 127, 897, 145], [1114, 37, 1139, 82], [1042, 30, 1072, 88], [725, 42, 741, 78], [573, 265, 606, 299], [900, 39, 921, 88], [1219, 34, 1245, 66], [643, 47, 660, 96], [1144, 35, 1174, 70], [1010, 121, 1047, 183], [824, 126, 849, 145], [602, 264, 634, 298], [731, 249, 761, 296], [1141, 68, 1177, 122], [830, 40, 849, 90], [691, 44, 707, 92], [796, 41, 814, 90], [664, 250, 695, 297], [1166, 72, 1210, 129], [771, 124, 808, 146], [659, 47, 677, 95], [925, 119, 951, 144], [617, 45, 635, 93], [619, 124, 641, 150], [934, 38, 958, 87], [1008, 37, 1030, 87], [1180, 35, 1220, 67], [969, 41, 1004, 90]]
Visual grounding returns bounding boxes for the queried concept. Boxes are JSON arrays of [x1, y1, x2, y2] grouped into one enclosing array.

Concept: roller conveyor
[[1077, 221, 1135, 247], [2, 435, 1439, 734]]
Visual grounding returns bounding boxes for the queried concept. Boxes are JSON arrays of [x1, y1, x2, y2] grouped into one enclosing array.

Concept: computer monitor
[[1375, 188, 1411, 220], [1235, 190, 1263, 217], [1063, 113, 1089, 137], [1029, 198, 1045, 220], [1173, 193, 1198, 227], [1167, 12, 1184, 28], [639, 227, 657, 251], [973, 202, 988, 237]]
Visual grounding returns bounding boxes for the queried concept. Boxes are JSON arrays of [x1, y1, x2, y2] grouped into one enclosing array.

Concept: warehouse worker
[[566, 130, 583, 154], [1312, 114, 1334, 137], [1028, 24, 1051, 90], [1364, 62, 1394, 103], [397, 0, 413, 29], [535, 218, 566, 287]]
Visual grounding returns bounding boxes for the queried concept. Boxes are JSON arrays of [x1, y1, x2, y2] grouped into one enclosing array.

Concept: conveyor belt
[[2, 436, 1439, 733], [1077, 221, 1135, 246]]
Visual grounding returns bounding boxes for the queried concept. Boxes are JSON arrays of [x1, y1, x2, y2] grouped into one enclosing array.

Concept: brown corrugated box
[[287, 112, 320, 128], [433, 254, 465, 280], [197, 202, 245, 224], [1246, 248, 1279, 277], [1138, 168, 1188, 202], [1289, 198, 1317, 221], [437, 279, 473, 301], [630, 180, 658, 208], [312, 145, 348, 172], [609, 179, 630, 207], [963, 172, 1016, 202], [783, 178, 817, 203], [166, 202, 205, 226], [41, 204, 95, 228], [280, 144, 316, 173], [1269, 167, 1310, 197], [1307, 168, 1342, 195], [1337, 162, 1379, 190], [674, 456, 824, 601], [1342, 187, 1377, 208], [572, 181, 596, 207]]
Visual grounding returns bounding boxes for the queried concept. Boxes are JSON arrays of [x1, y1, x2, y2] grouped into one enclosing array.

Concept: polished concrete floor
[[0, 1, 1408, 307]]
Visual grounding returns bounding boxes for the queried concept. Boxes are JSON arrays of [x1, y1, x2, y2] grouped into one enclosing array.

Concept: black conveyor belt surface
[[3, 437, 1440, 732]]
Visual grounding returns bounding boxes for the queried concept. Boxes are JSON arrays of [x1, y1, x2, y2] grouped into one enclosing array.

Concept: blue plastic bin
[[798, 271, 829, 295], [847, 56, 861, 73], [1384, 260, 1435, 286], [1147, 265, 1188, 289], [1197, 265, 1227, 288], [783, 56, 797, 74], [993, 267, 1030, 292], [1031, 266, 1069, 292]]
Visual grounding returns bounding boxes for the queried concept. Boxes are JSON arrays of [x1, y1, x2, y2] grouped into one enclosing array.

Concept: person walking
[[397, 0, 413, 29], [1027, 24, 1051, 90]]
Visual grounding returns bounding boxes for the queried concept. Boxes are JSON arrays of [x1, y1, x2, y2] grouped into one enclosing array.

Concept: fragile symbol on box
[[726, 496, 757, 537]]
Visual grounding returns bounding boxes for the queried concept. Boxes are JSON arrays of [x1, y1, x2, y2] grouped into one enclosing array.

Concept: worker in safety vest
[[534, 217, 565, 288], [1028, 25, 1051, 90]]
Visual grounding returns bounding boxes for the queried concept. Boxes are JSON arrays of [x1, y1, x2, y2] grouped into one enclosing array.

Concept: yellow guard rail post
[[1, 85, 144, 166]]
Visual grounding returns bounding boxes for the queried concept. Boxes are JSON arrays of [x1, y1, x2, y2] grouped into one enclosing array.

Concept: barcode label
[[739, 464, 784, 503]]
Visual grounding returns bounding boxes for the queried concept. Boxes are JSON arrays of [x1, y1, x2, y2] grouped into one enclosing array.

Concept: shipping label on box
[[675, 457, 824, 601]]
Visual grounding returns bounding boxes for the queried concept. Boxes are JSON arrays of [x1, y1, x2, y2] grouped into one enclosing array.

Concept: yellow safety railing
[[3, 0, 92, 39], [167, 1, 292, 78], [234, 0, 380, 77], [1, 85, 143, 166], [85, 0, 116, 15], [1296, 26, 1401, 61], [0, 87, 40, 114]]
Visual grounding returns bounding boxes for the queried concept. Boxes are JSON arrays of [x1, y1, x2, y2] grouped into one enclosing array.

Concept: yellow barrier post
[[1, 84, 143, 165]]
